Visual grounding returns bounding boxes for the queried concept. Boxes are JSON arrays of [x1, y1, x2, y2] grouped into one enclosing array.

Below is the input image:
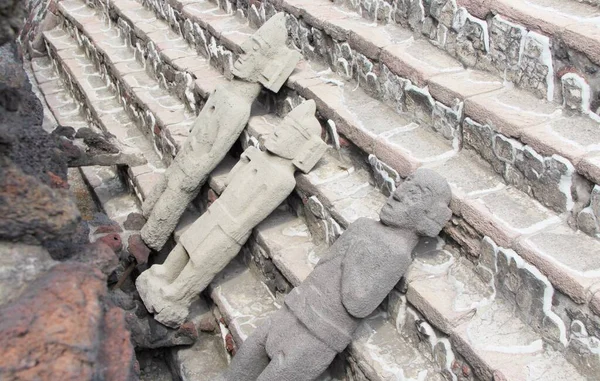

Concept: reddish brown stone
[[338, 136, 351, 148], [97, 233, 123, 252], [208, 188, 218, 204], [197, 313, 217, 332], [0, 263, 136, 381], [179, 321, 197, 337], [0, 163, 80, 243], [128, 234, 151, 264], [225, 332, 236, 356], [47, 171, 69, 189], [70, 242, 119, 276], [97, 307, 138, 381]]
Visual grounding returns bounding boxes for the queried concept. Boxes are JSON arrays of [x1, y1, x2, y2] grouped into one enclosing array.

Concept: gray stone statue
[[219, 168, 452, 381], [136, 100, 327, 327], [140, 12, 301, 251]]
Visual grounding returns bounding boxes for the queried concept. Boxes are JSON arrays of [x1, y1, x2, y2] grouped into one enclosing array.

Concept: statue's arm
[[224, 146, 259, 187], [340, 240, 411, 318]]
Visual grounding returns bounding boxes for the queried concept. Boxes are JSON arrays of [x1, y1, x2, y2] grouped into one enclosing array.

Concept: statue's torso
[[175, 84, 256, 173], [285, 219, 414, 352], [180, 150, 296, 249]]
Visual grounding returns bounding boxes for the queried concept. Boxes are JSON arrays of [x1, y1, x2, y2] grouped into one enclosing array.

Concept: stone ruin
[[3, 0, 600, 380]]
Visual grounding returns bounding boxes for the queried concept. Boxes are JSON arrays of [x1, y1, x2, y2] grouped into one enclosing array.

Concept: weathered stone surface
[[429, 69, 504, 109], [168, 298, 228, 379], [0, 243, 56, 306], [0, 0, 25, 46], [70, 241, 120, 276], [0, 263, 137, 381], [109, 289, 198, 349], [0, 162, 81, 247], [465, 87, 561, 138], [124, 212, 146, 231], [128, 234, 151, 264], [381, 39, 464, 87]]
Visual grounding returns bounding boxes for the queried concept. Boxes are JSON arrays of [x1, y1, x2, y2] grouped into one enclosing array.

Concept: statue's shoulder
[[347, 217, 381, 235]]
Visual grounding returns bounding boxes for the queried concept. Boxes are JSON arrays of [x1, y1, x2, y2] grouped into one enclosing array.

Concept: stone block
[[381, 39, 463, 87]]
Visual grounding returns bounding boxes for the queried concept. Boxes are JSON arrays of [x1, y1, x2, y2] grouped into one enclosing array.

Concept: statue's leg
[[149, 243, 189, 282], [221, 316, 272, 381], [136, 243, 190, 316], [141, 167, 204, 251], [160, 226, 241, 310], [141, 169, 169, 217], [258, 309, 337, 381]]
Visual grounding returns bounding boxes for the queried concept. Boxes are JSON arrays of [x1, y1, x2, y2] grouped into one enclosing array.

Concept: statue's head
[[379, 169, 452, 237], [263, 100, 327, 173], [232, 13, 302, 92]]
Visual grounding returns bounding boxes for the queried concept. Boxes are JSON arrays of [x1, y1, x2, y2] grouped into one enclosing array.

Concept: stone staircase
[[28, 0, 600, 379]]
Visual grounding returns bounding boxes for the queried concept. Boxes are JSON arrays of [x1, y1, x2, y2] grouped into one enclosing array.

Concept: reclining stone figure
[[136, 100, 328, 327], [218, 168, 452, 381], [140, 12, 301, 251]]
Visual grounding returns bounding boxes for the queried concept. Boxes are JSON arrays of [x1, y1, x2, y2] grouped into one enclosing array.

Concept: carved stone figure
[[219, 168, 452, 381], [232, 13, 301, 92], [140, 12, 301, 251], [136, 100, 327, 327], [141, 81, 260, 250]]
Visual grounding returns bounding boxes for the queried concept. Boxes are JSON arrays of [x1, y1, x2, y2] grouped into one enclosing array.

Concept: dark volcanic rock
[[70, 241, 119, 276], [110, 290, 198, 349], [0, 0, 25, 47], [0, 42, 67, 185], [0, 262, 138, 380], [0, 162, 80, 245], [124, 212, 146, 231]]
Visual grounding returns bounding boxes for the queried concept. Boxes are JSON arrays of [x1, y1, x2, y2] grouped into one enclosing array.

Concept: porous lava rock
[[0, 262, 138, 380]]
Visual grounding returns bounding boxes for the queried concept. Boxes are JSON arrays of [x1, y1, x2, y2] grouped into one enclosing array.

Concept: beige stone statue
[[136, 100, 327, 327], [141, 81, 260, 250], [140, 12, 301, 251], [232, 13, 301, 92]]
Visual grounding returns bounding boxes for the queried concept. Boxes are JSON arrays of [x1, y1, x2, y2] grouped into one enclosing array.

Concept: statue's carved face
[[263, 121, 304, 159], [232, 35, 274, 79], [262, 100, 321, 161], [231, 13, 296, 91], [380, 169, 452, 237]]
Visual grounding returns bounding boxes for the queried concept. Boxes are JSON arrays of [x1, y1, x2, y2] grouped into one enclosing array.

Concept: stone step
[[52, 0, 198, 162], [40, 27, 169, 201], [229, 0, 600, 188], [458, 0, 600, 68], [262, 0, 600, 217], [30, 54, 147, 168], [326, 0, 600, 114], [55, 0, 600, 348], [125, 0, 600, 327], [168, 300, 229, 381]]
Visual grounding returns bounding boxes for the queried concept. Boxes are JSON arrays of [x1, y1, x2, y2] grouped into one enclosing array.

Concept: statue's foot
[[148, 264, 169, 280], [154, 300, 189, 328], [135, 270, 168, 314]]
